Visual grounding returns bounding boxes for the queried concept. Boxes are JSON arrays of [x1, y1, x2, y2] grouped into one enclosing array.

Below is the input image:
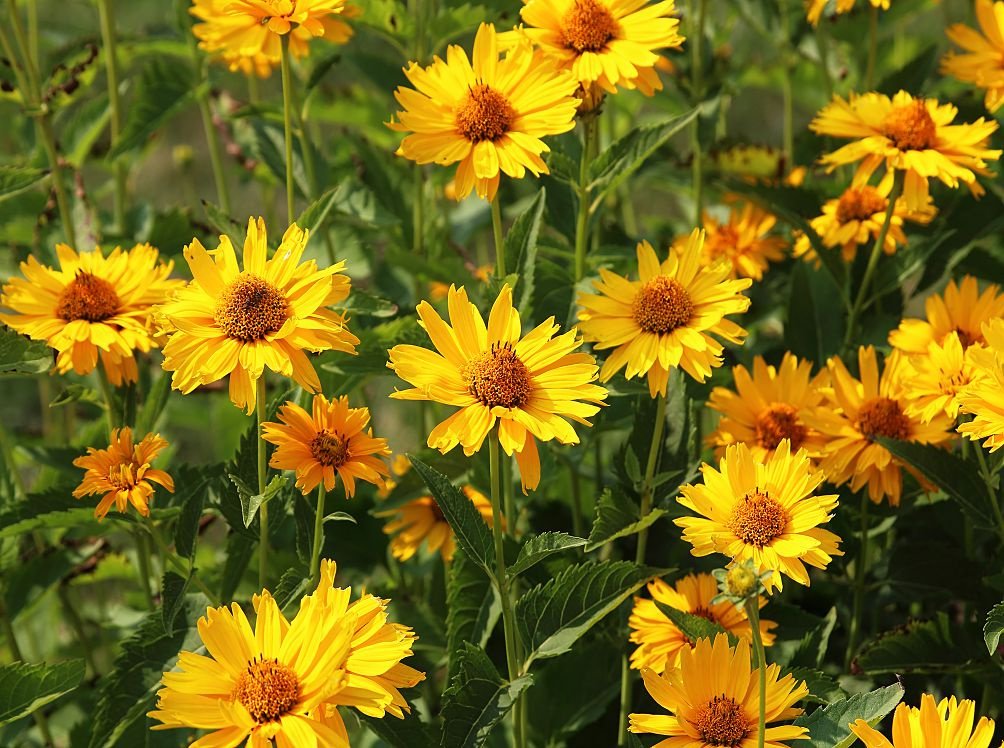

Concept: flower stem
[[133, 526, 155, 610], [309, 483, 326, 583], [56, 586, 100, 676], [503, 455, 516, 537], [96, 0, 127, 233], [815, 22, 834, 99], [974, 445, 1004, 543], [865, 4, 878, 90], [489, 431, 522, 748], [184, 25, 231, 214], [690, 0, 707, 227], [574, 113, 598, 282], [744, 598, 767, 748], [491, 194, 506, 279], [256, 377, 269, 589], [413, 165, 425, 257], [96, 366, 118, 437], [846, 489, 870, 670], [843, 171, 903, 349], [280, 35, 297, 224], [145, 519, 220, 605], [570, 460, 584, 539], [0, 598, 54, 745]]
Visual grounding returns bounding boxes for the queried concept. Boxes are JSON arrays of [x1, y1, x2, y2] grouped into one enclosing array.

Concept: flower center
[[953, 327, 978, 349], [693, 695, 749, 747], [56, 271, 121, 322], [310, 429, 349, 468], [690, 606, 718, 622], [632, 276, 694, 334], [754, 404, 807, 451], [856, 396, 912, 441], [882, 100, 937, 151], [214, 274, 289, 342], [729, 491, 788, 548], [464, 342, 532, 409], [705, 226, 741, 259], [233, 657, 300, 724], [456, 84, 514, 143], [107, 462, 140, 490], [561, 0, 620, 53], [835, 186, 888, 224]]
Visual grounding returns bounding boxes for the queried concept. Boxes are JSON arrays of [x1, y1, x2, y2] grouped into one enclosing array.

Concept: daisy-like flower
[[943, 0, 1004, 114], [628, 572, 776, 674], [577, 229, 752, 398], [675, 440, 842, 592], [629, 633, 809, 747], [0, 243, 181, 386], [849, 693, 997, 748], [902, 332, 978, 423], [707, 353, 829, 462], [262, 395, 390, 496], [888, 275, 1004, 355], [72, 428, 174, 520], [190, 0, 354, 78], [388, 23, 580, 203], [387, 283, 607, 492], [376, 485, 496, 562], [810, 90, 1001, 211], [159, 218, 358, 415], [148, 581, 354, 746], [806, 0, 889, 26], [958, 318, 1004, 451], [805, 346, 954, 505], [513, 0, 684, 97], [684, 201, 786, 281]]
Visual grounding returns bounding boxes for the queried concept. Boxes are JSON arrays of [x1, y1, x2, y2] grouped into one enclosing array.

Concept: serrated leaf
[[173, 472, 211, 561], [273, 568, 309, 613], [234, 474, 287, 528], [507, 532, 586, 579], [360, 709, 437, 748], [296, 179, 398, 234], [985, 602, 1004, 655], [786, 666, 845, 705], [323, 511, 356, 524], [201, 199, 246, 247], [655, 601, 736, 646], [446, 551, 501, 678], [409, 456, 495, 578], [516, 561, 664, 666], [0, 327, 52, 376], [135, 371, 172, 435], [786, 262, 845, 366], [219, 532, 255, 602], [586, 488, 665, 552], [789, 607, 838, 670], [161, 570, 190, 634], [440, 643, 532, 748], [503, 188, 545, 314], [856, 613, 984, 674], [0, 166, 47, 202], [0, 659, 85, 727], [791, 683, 904, 748], [0, 487, 140, 538]]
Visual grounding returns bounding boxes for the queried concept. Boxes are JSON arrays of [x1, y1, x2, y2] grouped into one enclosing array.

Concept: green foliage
[[856, 613, 987, 675], [0, 166, 47, 202], [791, 683, 904, 748], [502, 188, 546, 314], [446, 551, 501, 675], [0, 660, 85, 727], [507, 532, 586, 579], [0, 327, 52, 377], [586, 487, 665, 552], [984, 601, 1004, 655], [654, 601, 736, 645]]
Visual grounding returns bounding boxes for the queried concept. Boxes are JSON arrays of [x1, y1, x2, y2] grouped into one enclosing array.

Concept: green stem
[[489, 432, 522, 748], [134, 527, 155, 610], [865, 4, 878, 90], [146, 520, 221, 605], [690, 0, 707, 227], [256, 377, 269, 589], [744, 598, 767, 748], [280, 35, 296, 224], [96, 0, 126, 233], [815, 22, 834, 99], [412, 165, 425, 257], [26, 0, 37, 69], [185, 30, 231, 214], [490, 194, 506, 279], [503, 456, 516, 537], [777, 0, 793, 165], [96, 366, 118, 436], [574, 114, 598, 282], [974, 445, 1004, 543], [843, 172, 903, 349], [0, 598, 54, 745], [309, 483, 326, 583], [846, 489, 870, 669], [56, 586, 100, 676], [570, 460, 584, 539]]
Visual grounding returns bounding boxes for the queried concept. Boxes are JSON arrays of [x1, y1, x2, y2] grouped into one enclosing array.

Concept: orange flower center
[[754, 404, 807, 451], [561, 0, 619, 53], [856, 396, 912, 441], [835, 186, 888, 224], [464, 342, 532, 409], [690, 606, 718, 622], [953, 327, 978, 348], [56, 271, 121, 322], [107, 461, 141, 490], [729, 491, 788, 548], [310, 429, 349, 468], [693, 695, 749, 746], [456, 84, 514, 143], [632, 276, 694, 334], [233, 657, 300, 724], [215, 274, 289, 342], [705, 225, 741, 259], [882, 100, 937, 151]]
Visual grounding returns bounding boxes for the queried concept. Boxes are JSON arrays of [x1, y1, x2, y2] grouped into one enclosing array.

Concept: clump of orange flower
[[889, 275, 1004, 355], [943, 0, 1004, 113], [683, 201, 786, 281], [377, 486, 496, 562]]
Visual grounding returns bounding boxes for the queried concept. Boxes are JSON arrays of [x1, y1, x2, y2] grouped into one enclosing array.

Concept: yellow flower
[[149, 582, 353, 746], [629, 633, 809, 747], [675, 440, 842, 592], [72, 427, 174, 520], [707, 353, 829, 462], [261, 395, 391, 496], [850, 693, 997, 748], [577, 229, 752, 397], [902, 332, 979, 423], [388, 23, 580, 202], [943, 0, 1004, 113], [513, 0, 684, 96], [376, 486, 496, 562], [0, 243, 181, 386], [809, 90, 1000, 211], [806, 0, 889, 26], [628, 572, 776, 674], [160, 218, 358, 415], [685, 201, 786, 281], [958, 318, 1004, 451], [388, 284, 606, 492], [805, 346, 954, 506], [190, 0, 354, 77], [888, 275, 1004, 355]]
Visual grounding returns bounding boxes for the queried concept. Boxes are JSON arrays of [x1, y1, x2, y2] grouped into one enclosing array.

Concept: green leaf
[[173, 471, 212, 561], [160, 570, 190, 634], [323, 511, 356, 524], [440, 643, 533, 748], [786, 666, 846, 705], [233, 474, 287, 528], [876, 438, 996, 528], [409, 456, 495, 578], [0, 488, 103, 538], [0, 659, 85, 727], [856, 613, 985, 674], [0, 166, 47, 202], [786, 262, 846, 365], [273, 568, 310, 613], [985, 602, 1004, 655], [201, 199, 246, 247], [789, 607, 838, 670], [360, 710, 437, 748], [503, 188, 545, 314], [446, 551, 501, 678], [654, 601, 736, 646], [107, 58, 201, 159], [48, 384, 101, 407], [516, 561, 664, 666], [588, 110, 698, 203], [296, 179, 398, 234], [586, 488, 665, 552], [507, 532, 586, 579], [135, 372, 172, 435], [791, 683, 904, 748], [0, 327, 52, 376]]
